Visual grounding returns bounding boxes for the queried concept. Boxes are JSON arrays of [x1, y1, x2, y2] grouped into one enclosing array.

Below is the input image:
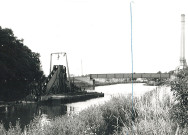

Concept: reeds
[[0, 86, 187, 135]]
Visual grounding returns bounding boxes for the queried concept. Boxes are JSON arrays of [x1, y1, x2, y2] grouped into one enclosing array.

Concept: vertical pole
[[65, 53, 72, 91], [93, 79, 95, 90], [81, 59, 83, 76], [50, 53, 52, 74], [130, 3, 135, 133], [130, 2, 134, 109], [160, 73, 161, 82]]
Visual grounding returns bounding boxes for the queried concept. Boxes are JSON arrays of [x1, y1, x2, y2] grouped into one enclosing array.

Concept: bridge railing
[[89, 73, 170, 79]]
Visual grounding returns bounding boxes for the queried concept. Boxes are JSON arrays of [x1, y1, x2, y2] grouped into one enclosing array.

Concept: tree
[[0, 26, 45, 101], [157, 71, 162, 74], [170, 68, 188, 129]]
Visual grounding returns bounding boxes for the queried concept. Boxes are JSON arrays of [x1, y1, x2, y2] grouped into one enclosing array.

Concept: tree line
[[0, 27, 45, 101]]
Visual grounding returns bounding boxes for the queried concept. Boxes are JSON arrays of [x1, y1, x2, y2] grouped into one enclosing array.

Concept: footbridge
[[40, 65, 171, 95], [88, 73, 170, 79]]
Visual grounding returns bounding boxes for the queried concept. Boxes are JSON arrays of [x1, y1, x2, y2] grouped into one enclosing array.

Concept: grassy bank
[[0, 86, 187, 135]]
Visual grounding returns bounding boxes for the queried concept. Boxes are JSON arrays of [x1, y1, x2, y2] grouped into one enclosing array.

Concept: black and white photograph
[[0, 0, 188, 134]]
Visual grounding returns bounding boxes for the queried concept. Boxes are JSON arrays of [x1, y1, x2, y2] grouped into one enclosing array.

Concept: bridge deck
[[89, 73, 170, 79]]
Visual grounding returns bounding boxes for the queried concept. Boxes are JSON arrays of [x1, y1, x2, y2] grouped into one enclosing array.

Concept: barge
[[40, 92, 104, 104]]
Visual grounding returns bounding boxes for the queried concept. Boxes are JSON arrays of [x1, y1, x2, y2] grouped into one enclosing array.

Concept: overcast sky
[[1, 0, 188, 76]]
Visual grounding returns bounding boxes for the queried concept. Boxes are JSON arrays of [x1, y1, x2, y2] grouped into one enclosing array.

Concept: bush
[[78, 105, 106, 134], [100, 95, 138, 134], [170, 69, 188, 128]]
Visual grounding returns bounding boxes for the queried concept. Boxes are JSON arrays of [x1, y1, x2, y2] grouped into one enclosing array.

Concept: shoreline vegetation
[[0, 85, 187, 135], [0, 82, 157, 111], [0, 81, 155, 105]]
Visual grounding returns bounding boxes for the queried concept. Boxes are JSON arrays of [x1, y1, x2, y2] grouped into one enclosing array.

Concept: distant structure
[[179, 14, 187, 69]]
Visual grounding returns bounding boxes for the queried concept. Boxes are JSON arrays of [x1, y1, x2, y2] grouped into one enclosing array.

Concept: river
[[0, 83, 157, 130]]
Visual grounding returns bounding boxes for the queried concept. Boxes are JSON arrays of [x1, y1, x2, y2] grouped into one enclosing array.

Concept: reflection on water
[[0, 103, 67, 130], [66, 83, 157, 113], [0, 83, 157, 130]]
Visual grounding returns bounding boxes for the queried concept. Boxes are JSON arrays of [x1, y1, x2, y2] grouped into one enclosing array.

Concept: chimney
[[180, 14, 187, 69]]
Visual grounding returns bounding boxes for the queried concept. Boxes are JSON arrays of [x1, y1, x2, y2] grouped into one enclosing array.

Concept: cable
[[130, 1, 134, 133], [130, 1, 134, 110]]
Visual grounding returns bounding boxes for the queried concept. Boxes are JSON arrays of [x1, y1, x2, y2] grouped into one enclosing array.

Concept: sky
[[1, 0, 188, 76]]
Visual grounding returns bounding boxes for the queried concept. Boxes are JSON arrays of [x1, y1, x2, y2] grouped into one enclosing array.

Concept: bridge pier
[[93, 79, 95, 90]]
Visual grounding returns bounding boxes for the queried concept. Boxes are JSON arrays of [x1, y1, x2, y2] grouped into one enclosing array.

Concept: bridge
[[88, 73, 170, 79], [40, 65, 171, 96]]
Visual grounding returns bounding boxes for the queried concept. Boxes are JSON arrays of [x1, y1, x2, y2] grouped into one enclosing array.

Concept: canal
[[0, 83, 157, 130]]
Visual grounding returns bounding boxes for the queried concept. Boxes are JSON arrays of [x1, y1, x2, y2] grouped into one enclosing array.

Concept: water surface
[[0, 83, 156, 129]]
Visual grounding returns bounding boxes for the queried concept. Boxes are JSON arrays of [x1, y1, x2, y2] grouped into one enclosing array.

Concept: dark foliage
[[170, 68, 188, 128], [0, 26, 45, 101]]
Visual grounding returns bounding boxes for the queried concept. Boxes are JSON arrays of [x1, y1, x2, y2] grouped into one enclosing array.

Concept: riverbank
[[1, 86, 187, 134], [39, 92, 104, 104], [0, 91, 104, 107]]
